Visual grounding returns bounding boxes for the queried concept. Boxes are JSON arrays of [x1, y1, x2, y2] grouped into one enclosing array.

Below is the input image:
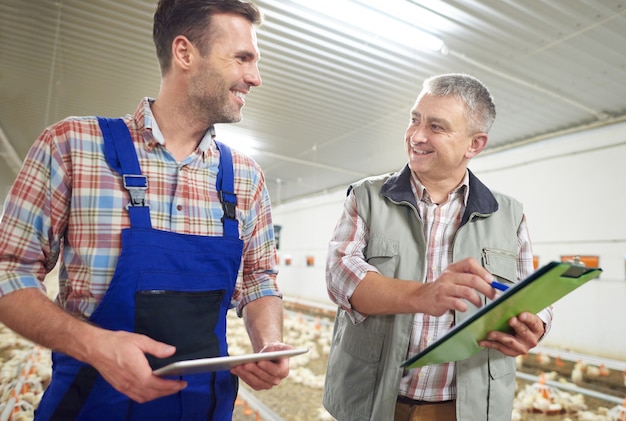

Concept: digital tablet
[[153, 348, 309, 376]]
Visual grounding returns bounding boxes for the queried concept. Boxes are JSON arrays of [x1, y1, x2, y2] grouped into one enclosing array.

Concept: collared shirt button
[[176, 204, 183, 211]]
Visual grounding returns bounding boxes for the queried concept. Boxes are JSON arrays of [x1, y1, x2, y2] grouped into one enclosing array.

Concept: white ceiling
[[1, 0, 625, 204]]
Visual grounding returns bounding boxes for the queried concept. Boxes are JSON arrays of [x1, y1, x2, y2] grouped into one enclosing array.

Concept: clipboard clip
[[562, 256, 594, 278], [562, 257, 594, 278], [565, 255, 585, 267]]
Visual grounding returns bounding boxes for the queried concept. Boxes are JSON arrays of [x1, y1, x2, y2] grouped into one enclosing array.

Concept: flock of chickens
[[1, 313, 626, 421], [513, 352, 626, 420], [0, 326, 51, 421]]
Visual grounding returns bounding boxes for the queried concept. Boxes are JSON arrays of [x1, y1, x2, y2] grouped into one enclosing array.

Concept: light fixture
[[215, 126, 261, 156]]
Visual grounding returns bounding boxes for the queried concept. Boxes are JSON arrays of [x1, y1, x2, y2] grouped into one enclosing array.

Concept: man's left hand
[[230, 342, 292, 390], [478, 312, 545, 357]]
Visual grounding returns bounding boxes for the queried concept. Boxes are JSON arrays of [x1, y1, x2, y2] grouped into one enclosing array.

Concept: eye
[[236, 52, 256, 63]]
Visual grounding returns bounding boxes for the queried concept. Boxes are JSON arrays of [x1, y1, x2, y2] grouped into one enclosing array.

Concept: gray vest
[[323, 167, 522, 421]]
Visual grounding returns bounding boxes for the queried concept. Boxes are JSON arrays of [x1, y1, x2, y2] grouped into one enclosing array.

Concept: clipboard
[[153, 348, 309, 376], [401, 261, 602, 369]]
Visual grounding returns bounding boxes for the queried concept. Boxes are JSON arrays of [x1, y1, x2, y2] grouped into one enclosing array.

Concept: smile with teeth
[[409, 141, 431, 155], [232, 91, 247, 102], [411, 147, 431, 155]]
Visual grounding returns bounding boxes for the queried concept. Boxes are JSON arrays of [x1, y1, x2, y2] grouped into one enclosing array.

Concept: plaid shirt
[[0, 98, 280, 319], [327, 171, 550, 401]]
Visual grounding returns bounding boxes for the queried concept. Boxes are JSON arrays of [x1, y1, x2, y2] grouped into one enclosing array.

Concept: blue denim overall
[[35, 118, 243, 420]]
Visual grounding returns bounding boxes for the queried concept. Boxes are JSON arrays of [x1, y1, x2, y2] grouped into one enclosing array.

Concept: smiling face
[[187, 13, 261, 124], [405, 94, 487, 190]]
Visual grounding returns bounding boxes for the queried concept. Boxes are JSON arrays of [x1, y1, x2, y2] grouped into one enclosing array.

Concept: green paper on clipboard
[[401, 261, 602, 369]]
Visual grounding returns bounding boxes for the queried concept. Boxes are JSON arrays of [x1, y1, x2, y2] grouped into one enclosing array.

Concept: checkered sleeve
[[0, 123, 70, 296]]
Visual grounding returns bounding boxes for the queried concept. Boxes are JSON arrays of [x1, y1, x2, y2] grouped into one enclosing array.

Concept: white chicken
[[571, 359, 585, 386], [586, 364, 600, 378], [536, 351, 551, 366], [598, 363, 609, 377]]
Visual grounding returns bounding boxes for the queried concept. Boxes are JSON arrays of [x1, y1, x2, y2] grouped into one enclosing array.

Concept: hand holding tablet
[[153, 348, 309, 376]]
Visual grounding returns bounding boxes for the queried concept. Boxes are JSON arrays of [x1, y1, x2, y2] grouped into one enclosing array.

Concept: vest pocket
[[326, 313, 385, 418], [483, 247, 519, 380], [488, 348, 516, 379], [482, 247, 517, 289], [365, 237, 400, 276]]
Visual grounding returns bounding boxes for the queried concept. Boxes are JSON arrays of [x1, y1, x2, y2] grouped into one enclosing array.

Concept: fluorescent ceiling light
[[292, 0, 444, 51], [215, 127, 261, 156]]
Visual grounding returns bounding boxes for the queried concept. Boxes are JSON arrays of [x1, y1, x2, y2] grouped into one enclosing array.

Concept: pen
[[491, 280, 509, 292]]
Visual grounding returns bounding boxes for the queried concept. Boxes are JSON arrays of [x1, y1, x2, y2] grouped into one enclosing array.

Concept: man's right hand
[[86, 329, 187, 403], [418, 257, 496, 316], [0, 289, 187, 403]]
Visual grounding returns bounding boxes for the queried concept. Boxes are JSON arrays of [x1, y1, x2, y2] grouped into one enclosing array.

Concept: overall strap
[[214, 140, 239, 239], [97, 117, 152, 229]]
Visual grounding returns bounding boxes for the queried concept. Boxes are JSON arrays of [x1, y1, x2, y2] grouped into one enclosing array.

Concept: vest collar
[[380, 165, 499, 225]]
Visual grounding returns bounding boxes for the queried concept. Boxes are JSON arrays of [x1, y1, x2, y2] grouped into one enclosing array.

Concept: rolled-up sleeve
[[233, 157, 281, 316], [0, 126, 66, 298], [326, 191, 378, 323]]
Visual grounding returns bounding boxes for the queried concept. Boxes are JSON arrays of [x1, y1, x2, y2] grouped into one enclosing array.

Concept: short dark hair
[[153, 0, 263, 75], [419, 73, 496, 134]]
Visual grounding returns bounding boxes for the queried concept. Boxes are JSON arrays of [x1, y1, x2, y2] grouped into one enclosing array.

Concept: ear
[[465, 133, 488, 159], [171, 35, 194, 71]]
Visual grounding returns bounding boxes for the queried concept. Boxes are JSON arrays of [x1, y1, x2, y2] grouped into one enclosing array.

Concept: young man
[[323, 73, 551, 421], [0, 1, 290, 419]]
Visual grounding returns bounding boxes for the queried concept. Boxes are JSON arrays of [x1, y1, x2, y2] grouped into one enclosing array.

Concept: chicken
[[536, 351, 551, 366], [545, 371, 559, 381], [598, 363, 609, 377], [571, 360, 585, 386], [586, 364, 600, 378]]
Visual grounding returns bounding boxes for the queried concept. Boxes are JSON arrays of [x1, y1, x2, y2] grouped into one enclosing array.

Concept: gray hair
[[418, 73, 496, 134]]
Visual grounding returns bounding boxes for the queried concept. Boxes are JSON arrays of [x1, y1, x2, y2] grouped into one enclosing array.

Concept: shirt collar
[[136, 97, 216, 157], [410, 170, 469, 206]]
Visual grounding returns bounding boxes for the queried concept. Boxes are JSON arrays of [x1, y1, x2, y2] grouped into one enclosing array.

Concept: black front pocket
[[134, 289, 224, 370]]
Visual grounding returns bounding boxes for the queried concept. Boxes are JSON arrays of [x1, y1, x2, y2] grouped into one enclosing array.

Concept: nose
[[407, 126, 426, 146], [245, 64, 262, 87]]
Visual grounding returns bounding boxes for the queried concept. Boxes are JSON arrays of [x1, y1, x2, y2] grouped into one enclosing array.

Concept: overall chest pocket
[[134, 271, 226, 370]]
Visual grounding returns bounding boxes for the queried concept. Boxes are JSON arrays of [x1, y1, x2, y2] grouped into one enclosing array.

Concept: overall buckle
[[123, 174, 148, 207], [219, 190, 237, 220]]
